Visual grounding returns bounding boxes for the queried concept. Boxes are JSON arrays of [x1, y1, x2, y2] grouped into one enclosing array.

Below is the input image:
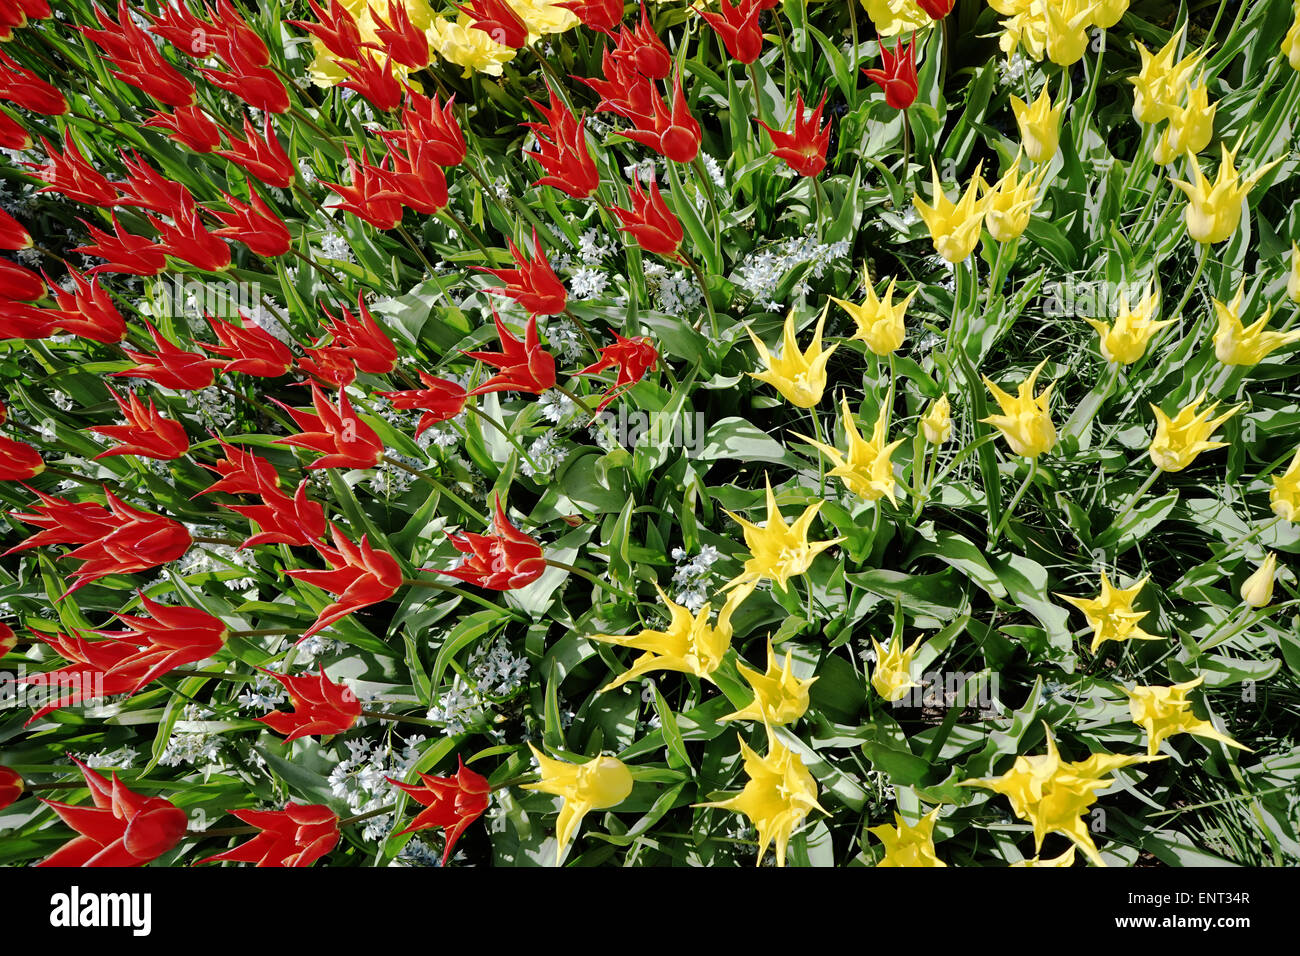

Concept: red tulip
[[579, 47, 657, 124], [559, 0, 623, 34], [90, 388, 190, 461], [203, 312, 293, 377], [757, 90, 832, 178], [206, 58, 289, 113], [225, 478, 325, 549], [0, 765, 22, 809], [145, 0, 213, 56], [0, 47, 66, 114], [298, 346, 358, 388], [317, 295, 398, 375], [864, 33, 919, 110], [144, 105, 222, 153], [456, 0, 528, 48], [0, 433, 43, 480], [389, 756, 490, 864], [0, 107, 30, 149], [385, 137, 450, 216], [0, 621, 15, 661], [579, 332, 659, 411], [285, 527, 402, 638], [23, 595, 224, 722], [524, 86, 600, 199], [369, 0, 429, 69], [611, 171, 684, 258], [72, 214, 167, 276], [377, 371, 468, 438], [273, 383, 385, 470], [37, 757, 187, 867], [0, 302, 55, 340], [209, 187, 292, 258], [146, 197, 232, 273], [255, 665, 361, 740], [916, 0, 955, 19], [611, 2, 672, 79], [396, 89, 465, 167], [463, 311, 557, 396], [196, 1, 286, 114], [475, 228, 567, 317], [80, 0, 196, 108], [197, 437, 282, 497], [696, 0, 763, 64], [215, 116, 295, 189], [338, 50, 403, 112], [0, 256, 43, 300], [115, 321, 216, 392], [198, 803, 340, 867], [436, 496, 546, 590], [4, 488, 193, 596], [45, 266, 128, 343], [113, 151, 193, 218], [618, 69, 701, 164], [324, 148, 404, 231], [288, 0, 364, 65], [26, 131, 116, 207], [0, 205, 30, 249]]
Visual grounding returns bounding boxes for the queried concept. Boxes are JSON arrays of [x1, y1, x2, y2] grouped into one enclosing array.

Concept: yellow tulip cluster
[[990, 0, 1130, 65]]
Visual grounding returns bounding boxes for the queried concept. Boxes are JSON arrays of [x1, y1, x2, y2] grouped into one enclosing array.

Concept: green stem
[[989, 457, 1037, 547], [682, 253, 719, 337], [383, 455, 487, 523], [1114, 466, 1162, 526], [545, 558, 633, 599]]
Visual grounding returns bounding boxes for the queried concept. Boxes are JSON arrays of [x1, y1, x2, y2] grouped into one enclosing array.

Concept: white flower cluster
[[644, 262, 702, 317], [237, 673, 288, 711], [670, 544, 721, 612], [569, 266, 609, 300], [545, 321, 587, 366], [327, 735, 427, 839], [735, 234, 850, 310], [521, 431, 568, 479], [319, 230, 354, 263], [470, 635, 530, 698], [74, 746, 139, 769], [184, 385, 235, 429]]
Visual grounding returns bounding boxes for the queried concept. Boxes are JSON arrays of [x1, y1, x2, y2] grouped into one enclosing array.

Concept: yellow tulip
[[869, 808, 947, 867], [747, 307, 837, 409], [1213, 281, 1300, 367], [1043, 0, 1093, 66], [913, 161, 988, 264], [1125, 676, 1250, 757], [428, 14, 518, 78], [992, 0, 1047, 60], [1012, 846, 1078, 867], [859, 0, 935, 36], [869, 634, 923, 702], [797, 397, 904, 505], [720, 639, 817, 727], [1010, 85, 1064, 164], [983, 161, 1049, 243], [1285, 0, 1300, 71], [1059, 572, 1160, 654], [981, 358, 1057, 459], [523, 746, 633, 864], [1085, 283, 1173, 365], [511, 0, 579, 38], [1288, 243, 1300, 303], [1090, 0, 1130, 30], [724, 476, 844, 596], [1270, 447, 1300, 522], [831, 277, 914, 356], [1152, 81, 1216, 166], [1171, 144, 1282, 245], [1130, 28, 1203, 125], [588, 585, 741, 692], [1240, 552, 1278, 608], [921, 394, 952, 444], [1147, 390, 1239, 472], [695, 726, 825, 867], [959, 723, 1161, 866]]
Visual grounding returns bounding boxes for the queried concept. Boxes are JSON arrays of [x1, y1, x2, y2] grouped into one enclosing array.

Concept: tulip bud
[[1288, 243, 1300, 305], [922, 395, 952, 444], [0, 766, 24, 810], [1240, 552, 1278, 608]]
